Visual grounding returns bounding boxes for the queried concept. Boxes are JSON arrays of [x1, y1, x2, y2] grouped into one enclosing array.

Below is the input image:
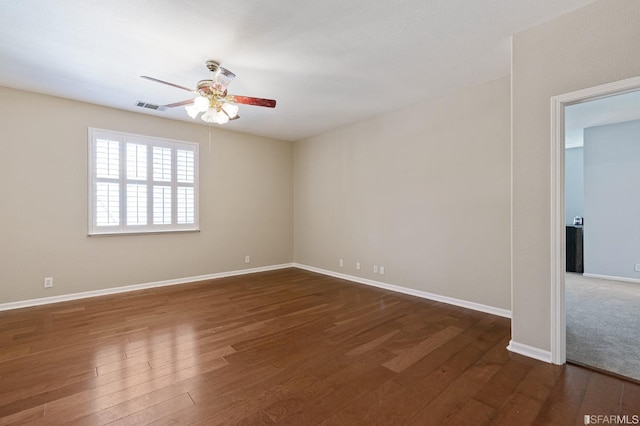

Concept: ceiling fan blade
[[228, 95, 276, 108], [217, 67, 236, 88], [140, 76, 194, 92], [163, 99, 195, 108]]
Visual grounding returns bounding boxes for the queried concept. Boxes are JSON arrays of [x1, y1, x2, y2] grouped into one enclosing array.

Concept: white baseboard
[[582, 273, 640, 285], [507, 340, 553, 363], [1, 262, 512, 321], [0, 263, 295, 312], [293, 263, 512, 318]]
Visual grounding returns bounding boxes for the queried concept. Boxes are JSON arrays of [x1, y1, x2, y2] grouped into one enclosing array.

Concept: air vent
[[135, 101, 166, 111]]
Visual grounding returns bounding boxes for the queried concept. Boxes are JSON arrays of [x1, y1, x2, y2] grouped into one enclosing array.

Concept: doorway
[[551, 76, 640, 377]]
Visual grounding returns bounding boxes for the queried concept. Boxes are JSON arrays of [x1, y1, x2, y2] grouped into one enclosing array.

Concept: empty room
[[1, 1, 639, 424]]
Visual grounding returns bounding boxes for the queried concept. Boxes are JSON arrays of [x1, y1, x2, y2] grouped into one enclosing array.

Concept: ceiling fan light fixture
[[200, 108, 217, 123], [200, 108, 229, 124], [185, 104, 199, 119], [221, 103, 239, 119], [194, 96, 210, 112], [213, 110, 229, 124]]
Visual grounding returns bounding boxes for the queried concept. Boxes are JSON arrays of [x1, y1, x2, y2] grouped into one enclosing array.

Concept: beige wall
[[8, 0, 632, 336], [294, 77, 511, 311], [0, 86, 293, 304], [512, 0, 640, 350]]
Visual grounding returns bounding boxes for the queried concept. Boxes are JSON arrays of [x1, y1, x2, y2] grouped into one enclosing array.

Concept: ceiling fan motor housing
[[197, 79, 227, 98], [206, 60, 220, 73]]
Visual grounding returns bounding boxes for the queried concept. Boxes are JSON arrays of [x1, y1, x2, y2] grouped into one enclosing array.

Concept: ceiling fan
[[141, 60, 276, 124]]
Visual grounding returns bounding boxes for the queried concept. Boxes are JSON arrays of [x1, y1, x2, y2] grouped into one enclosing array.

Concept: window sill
[[88, 229, 200, 237]]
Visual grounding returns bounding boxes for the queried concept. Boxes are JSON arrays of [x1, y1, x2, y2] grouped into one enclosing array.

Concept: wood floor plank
[[406, 345, 506, 424], [40, 353, 229, 423], [445, 398, 495, 426], [382, 325, 464, 373], [0, 403, 44, 425], [318, 377, 406, 425], [149, 363, 285, 425], [345, 329, 400, 357], [67, 387, 195, 426], [487, 392, 544, 425], [0, 345, 31, 363], [620, 381, 640, 416], [353, 337, 497, 424], [473, 356, 536, 410], [574, 372, 625, 423], [532, 364, 593, 425], [274, 365, 395, 425], [236, 410, 276, 425], [1, 268, 638, 425]]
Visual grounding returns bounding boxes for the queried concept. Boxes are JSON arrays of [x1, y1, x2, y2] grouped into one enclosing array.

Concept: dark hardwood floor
[[0, 268, 638, 425]]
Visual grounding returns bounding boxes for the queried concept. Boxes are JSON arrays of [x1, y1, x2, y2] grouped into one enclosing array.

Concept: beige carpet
[[566, 273, 640, 382]]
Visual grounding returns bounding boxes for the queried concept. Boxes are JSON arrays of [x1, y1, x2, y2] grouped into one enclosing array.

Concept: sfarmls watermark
[[585, 415, 640, 425]]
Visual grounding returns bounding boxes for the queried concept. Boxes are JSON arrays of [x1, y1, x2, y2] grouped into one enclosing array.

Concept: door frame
[[550, 75, 640, 364]]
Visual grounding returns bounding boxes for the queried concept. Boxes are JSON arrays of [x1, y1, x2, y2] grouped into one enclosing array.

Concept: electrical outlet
[[356, 262, 361, 270], [635, 264, 640, 272], [379, 266, 385, 275], [373, 265, 378, 273], [44, 277, 53, 288], [339, 259, 344, 267], [245, 256, 250, 263]]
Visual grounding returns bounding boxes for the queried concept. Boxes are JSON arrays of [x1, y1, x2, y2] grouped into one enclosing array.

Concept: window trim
[[88, 128, 199, 236]]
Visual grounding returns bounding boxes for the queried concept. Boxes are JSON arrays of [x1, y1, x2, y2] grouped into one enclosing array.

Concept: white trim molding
[[583, 273, 640, 285], [294, 263, 512, 318], [550, 75, 640, 366], [0, 263, 294, 312], [507, 340, 552, 363], [0, 263, 512, 318]]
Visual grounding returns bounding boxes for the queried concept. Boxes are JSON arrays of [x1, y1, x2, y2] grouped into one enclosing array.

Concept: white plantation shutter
[[95, 182, 119, 226], [88, 128, 199, 235], [126, 143, 147, 180], [95, 138, 120, 227], [177, 149, 195, 182], [153, 147, 172, 182], [153, 185, 172, 225], [176, 148, 196, 225], [126, 184, 147, 225], [177, 187, 195, 224]]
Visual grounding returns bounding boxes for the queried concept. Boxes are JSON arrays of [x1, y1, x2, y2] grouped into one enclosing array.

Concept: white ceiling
[[0, 0, 599, 141], [565, 90, 640, 148]]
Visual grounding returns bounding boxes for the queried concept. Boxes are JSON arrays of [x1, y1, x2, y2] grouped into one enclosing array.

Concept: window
[[88, 128, 199, 235]]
